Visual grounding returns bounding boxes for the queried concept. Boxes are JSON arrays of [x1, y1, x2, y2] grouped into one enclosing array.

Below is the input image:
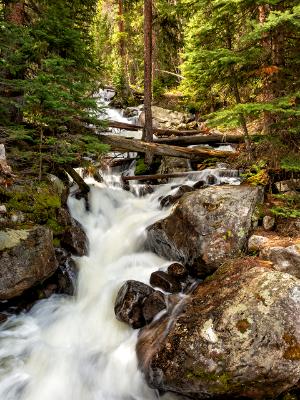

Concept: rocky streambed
[[113, 169, 300, 400], [0, 118, 300, 398]]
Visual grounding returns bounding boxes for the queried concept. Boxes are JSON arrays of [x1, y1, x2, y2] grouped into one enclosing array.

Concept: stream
[[0, 103, 240, 400]]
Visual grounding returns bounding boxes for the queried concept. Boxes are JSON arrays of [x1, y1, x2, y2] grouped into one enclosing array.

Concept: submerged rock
[[150, 271, 181, 293], [160, 185, 193, 208], [0, 227, 58, 300], [137, 258, 300, 399], [57, 208, 88, 256], [142, 291, 166, 324], [114, 280, 154, 329], [147, 186, 263, 276]]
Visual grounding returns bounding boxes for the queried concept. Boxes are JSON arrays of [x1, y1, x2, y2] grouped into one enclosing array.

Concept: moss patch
[[1, 183, 63, 235], [236, 319, 251, 333], [283, 334, 300, 361]]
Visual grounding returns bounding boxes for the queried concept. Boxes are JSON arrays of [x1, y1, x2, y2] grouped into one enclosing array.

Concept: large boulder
[[147, 186, 263, 276], [137, 258, 300, 399], [0, 227, 58, 299], [249, 232, 300, 279], [138, 106, 193, 130]]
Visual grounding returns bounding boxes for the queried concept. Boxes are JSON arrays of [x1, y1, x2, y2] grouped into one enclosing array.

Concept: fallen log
[[63, 165, 90, 194], [122, 171, 198, 182], [108, 120, 141, 131], [107, 120, 204, 137], [155, 134, 243, 146], [98, 134, 236, 160]]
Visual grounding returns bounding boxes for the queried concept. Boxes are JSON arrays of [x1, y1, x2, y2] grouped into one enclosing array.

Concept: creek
[[0, 103, 240, 400]]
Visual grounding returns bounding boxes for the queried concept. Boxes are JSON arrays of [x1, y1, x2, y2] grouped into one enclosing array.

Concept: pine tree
[[0, 0, 108, 176]]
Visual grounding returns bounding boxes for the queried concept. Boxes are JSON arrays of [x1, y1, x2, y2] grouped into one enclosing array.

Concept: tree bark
[[142, 0, 153, 143], [4, 1, 25, 25], [107, 120, 205, 136], [1, 1, 25, 123], [155, 135, 243, 146], [226, 32, 251, 154], [63, 165, 90, 194], [97, 134, 236, 160], [118, 0, 125, 59]]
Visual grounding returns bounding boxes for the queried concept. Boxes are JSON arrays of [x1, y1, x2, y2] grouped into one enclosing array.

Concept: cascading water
[[0, 177, 181, 400], [0, 98, 241, 400]]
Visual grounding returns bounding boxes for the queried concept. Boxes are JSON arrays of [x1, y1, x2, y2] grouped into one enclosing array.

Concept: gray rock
[[147, 186, 263, 276], [0, 205, 6, 214], [157, 156, 191, 175], [160, 185, 193, 208], [261, 245, 300, 279], [139, 106, 192, 130], [248, 233, 300, 279], [0, 227, 58, 299], [137, 258, 300, 399], [46, 174, 68, 204], [275, 179, 300, 193], [0, 144, 6, 161], [263, 215, 275, 230]]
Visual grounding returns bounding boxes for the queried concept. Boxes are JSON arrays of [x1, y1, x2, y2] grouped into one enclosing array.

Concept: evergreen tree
[[0, 0, 107, 176], [180, 0, 300, 156]]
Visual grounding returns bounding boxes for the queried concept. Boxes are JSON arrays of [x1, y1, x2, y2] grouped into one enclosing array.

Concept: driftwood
[[155, 134, 243, 146], [98, 134, 235, 160]]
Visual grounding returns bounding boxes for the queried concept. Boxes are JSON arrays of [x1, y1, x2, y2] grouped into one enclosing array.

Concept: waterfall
[[0, 96, 240, 400], [0, 179, 180, 400]]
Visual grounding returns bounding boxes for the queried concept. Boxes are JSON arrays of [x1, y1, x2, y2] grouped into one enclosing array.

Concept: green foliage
[[271, 193, 300, 218], [135, 158, 150, 175], [242, 161, 270, 186], [180, 0, 300, 138], [280, 155, 300, 172], [0, 0, 108, 176], [153, 78, 165, 99]]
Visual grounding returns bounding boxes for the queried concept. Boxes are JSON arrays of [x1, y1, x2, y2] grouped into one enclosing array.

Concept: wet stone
[[138, 185, 154, 197], [207, 174, 217, 185], [142, 290, 166, 324], [114, 280, 154, 329], [160, 185, 193, 208], [193, 180, 206, 190], [150, 271, 181, 293], [167, 263, 188, 281]]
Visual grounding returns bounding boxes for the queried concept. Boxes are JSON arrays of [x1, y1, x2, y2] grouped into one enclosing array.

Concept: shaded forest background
[[0, 0, 299, 175]]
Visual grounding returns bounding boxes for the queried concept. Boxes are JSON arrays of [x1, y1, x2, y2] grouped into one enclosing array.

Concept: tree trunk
[[1, 1, 25, 124], [4, 1, 25, 25], [226, 32, 251, 154], [118, 0, 125, 59], [97, 134, 236, 160], [142, 0, 153, 143], [258, 4, 274, 133]]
